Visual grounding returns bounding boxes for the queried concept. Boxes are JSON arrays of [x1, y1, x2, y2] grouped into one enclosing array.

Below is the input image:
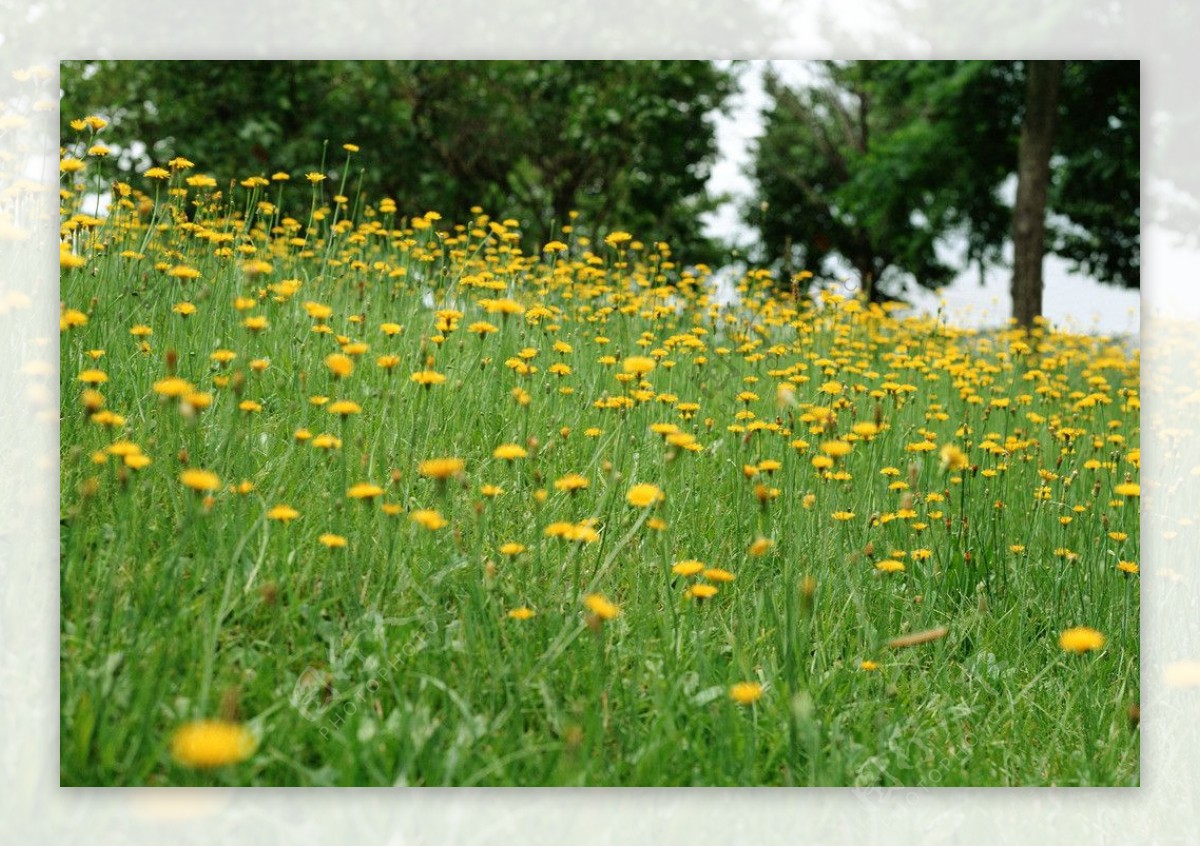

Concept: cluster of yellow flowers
[[59, 134, 1138, 770]]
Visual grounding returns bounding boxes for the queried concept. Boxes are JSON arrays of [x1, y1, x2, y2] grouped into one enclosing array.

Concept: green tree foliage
[[59, 60, 735, 260], [749, 60, 1138, 302]]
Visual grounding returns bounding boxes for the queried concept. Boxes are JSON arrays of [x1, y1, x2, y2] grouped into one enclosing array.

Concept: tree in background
[[1011, 60, 1063, 327], [59, 60, 735, 261], [749, 60, 1139, 323]]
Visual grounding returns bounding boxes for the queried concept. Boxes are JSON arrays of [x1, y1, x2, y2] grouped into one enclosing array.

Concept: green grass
[[59, 161, 1139, 786]]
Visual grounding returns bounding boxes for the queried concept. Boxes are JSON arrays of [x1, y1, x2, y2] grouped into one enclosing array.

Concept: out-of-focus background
[[59, 60, 1140, 332]]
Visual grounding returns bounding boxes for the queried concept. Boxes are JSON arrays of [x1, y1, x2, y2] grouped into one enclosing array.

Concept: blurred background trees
[[749, 60, 1139, 321], [60, 59, 1138, 323], [59, 60, 736, 262]]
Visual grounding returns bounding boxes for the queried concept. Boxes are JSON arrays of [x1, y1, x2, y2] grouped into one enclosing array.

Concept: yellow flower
[[60, 308, 89, 330], [1059, 626, 1106, 654], [622, 356, 656, 376], [180, 468, 220, 492], [626, 482, 664, 508], [267, 504, 300, 523], [687, 584, 718, 599], [419, 457, 465, 480], [554, 473, 590, 493], [499, 542, 526, 556], [493, 444, 528, 461], [875, 559, 905, 573], [170, 720, 256, 769], [153, 377, 194, 398], [672, 559, 705, 577], [754, 483, 780, 504], [304, 301, 333, 320], [584, 593, 620, 621], [410, 509, 448, 530], [507, 607, 536, 621], [327, 400, 362, 417], [821, 440, 852, 458], [748, 537, 774, 556], [832, 510, 855, 521], [940, 443, 969, 472], [729, 682, 763, 705], [1117, 560, 1138, 575], [347, 483, 384, 500], [107, 440, 141, 458], [168, 265, 201, 280], [77, 369, 108, 385], [410, 370, 446, 387], [859, 660, 880, 671], [1113, 482, 1140, 497], [704, 568, 736, 583], [319, 533, 347, 548], [60, 247, 86, 270], [325, 353, 354, 379]]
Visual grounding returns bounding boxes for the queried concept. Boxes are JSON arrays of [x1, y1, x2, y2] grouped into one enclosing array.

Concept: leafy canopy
[[749, 60, 1138, 298], [60, 60, 736, 261]]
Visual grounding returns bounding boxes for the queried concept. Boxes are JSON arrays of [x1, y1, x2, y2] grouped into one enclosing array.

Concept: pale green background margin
[[2, 1, 1192, 843]]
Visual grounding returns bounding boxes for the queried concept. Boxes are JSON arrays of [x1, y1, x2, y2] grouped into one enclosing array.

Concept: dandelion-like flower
[[170, 720, 256, 769], [411, 370, 446, 387], [180, 469, 220, 492], [729, 682, 763, 705], [672, 560, 705, 577], [410, 509, 448, 530], [584, 594, 620, 621], [626, 483, 664, 508], [1059, 626, 1106, 654], [419, 457, 465, 480], [267, 505, 300, 523], [347, 483, 384, 500]]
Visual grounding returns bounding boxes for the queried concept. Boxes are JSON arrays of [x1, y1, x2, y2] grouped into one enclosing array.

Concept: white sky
[[701, 60, 1143, 337]]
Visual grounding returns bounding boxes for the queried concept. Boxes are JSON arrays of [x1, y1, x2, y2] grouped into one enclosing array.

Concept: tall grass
[[59, 138, 1139, 786]]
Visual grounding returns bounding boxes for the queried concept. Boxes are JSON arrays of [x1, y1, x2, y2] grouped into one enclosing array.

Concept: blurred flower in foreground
[[170, 720, 256, 769]]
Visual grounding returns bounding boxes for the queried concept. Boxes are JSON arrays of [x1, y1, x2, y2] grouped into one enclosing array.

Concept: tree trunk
[[1011, 60, 1064, 328]]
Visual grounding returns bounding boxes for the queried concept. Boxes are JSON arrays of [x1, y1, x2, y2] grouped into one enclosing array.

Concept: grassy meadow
[[59, 135, 1140, 786]]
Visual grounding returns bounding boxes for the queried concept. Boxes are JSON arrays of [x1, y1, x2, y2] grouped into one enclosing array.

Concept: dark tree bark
[[1011, 60, 1065, 328]]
